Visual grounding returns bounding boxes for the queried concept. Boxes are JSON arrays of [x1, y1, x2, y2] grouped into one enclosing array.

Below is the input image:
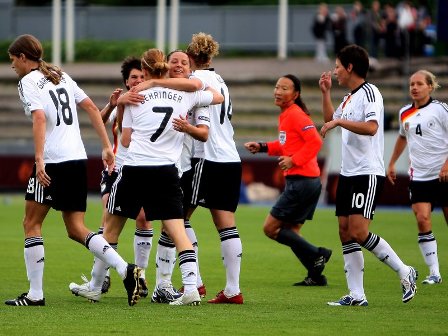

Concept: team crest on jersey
[[279, 131, 286, 145], [404, 122, 409, 132], [427, 120, 435, 128]]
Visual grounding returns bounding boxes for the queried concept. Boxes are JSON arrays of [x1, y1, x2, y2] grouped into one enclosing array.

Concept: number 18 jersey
[[18, 70, 88, 163]]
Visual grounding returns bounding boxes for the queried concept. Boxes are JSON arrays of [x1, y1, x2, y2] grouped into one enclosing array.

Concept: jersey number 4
[[415, 124, 422, 136], [49, 88, 73, 126], [220, 88, 232, 124]]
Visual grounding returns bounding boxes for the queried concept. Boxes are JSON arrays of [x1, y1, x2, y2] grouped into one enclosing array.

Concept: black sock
[[276, 228, 319, 273]]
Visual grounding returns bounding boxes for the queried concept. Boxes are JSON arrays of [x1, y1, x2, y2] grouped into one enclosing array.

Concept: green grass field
[[0, 194, 446, 335]]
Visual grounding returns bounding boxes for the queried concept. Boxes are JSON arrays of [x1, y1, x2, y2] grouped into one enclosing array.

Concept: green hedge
[[1, 39, 157, 63]]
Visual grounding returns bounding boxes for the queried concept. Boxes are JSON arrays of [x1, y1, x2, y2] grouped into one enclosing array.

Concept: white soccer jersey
[[398, 98, 448, 181], [179, 106, 210, 172], [191, 69, 240, 163], [18, 70, 87, 163], [108, 108, 128, 170], [122, 87, 213, 166], [334, 82, 385, 176]]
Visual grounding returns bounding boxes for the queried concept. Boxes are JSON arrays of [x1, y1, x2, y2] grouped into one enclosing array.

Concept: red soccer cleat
[[207, 290, 243, 304]]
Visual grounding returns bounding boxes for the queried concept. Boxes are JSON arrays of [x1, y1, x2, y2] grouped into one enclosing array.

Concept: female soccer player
[[133, 34, 244, 304], [69, 57, 153, 301], [319, 44, 417, 306], [387, 70, 448, 285], [5, 34, 141, 307], [89, 48, 223, 306]]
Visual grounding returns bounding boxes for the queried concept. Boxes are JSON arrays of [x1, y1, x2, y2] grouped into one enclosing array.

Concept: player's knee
[[263, 225, 276, 239]]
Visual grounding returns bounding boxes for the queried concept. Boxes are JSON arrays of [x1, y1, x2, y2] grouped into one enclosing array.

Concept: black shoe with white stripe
[[5, 293, 45, 306]]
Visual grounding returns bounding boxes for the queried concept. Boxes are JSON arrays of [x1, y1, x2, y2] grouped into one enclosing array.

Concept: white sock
[[362, 232, 408, 278], [89, 243, 117, 291], [342, 241, 365, 300], [178, 250, 197, 293], [90, 256, 109, 291], [134, 228, 153, 277], [418, 232, 440, 276], [155, 233, 176, 287], [219, 227, 242, 296], [185, 220, 203, 287], [85, 233, 127, 279], [24, 237, 44, 300]]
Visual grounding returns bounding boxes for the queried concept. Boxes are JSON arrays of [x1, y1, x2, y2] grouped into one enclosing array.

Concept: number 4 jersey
[[18, 70, 88, 163], [399, 98, 448, 181]]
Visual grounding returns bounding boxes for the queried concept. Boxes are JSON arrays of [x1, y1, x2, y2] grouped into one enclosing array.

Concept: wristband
[[258, 142, 268, 153]]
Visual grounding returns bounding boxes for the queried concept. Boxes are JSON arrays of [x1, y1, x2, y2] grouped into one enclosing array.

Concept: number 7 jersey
[[18, 70, 88, 163], [122, 87, 213, 166]]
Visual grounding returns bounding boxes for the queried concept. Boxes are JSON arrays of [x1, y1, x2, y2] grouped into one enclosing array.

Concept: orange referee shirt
[[267, 104, 322, 177]]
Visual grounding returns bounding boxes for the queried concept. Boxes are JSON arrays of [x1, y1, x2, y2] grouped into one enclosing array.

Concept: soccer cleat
[[139, 278, 149, 298], [169, 289, 201, 306], [179, 284, 207, 298], [293, 275, 327, 286], [401, 266, 418, 303], [422, 274, 442, 285], [101, 275, 111, 294], [69, 275, 102, 302], [207, 290, 244, 304], [151, 284, 183, 303], [311, 247, 332, 277], [327, 294, 368, 306], [5, 293, 45, 306], [123, 264, 141, 306]]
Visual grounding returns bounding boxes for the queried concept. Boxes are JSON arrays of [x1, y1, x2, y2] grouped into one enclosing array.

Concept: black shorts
[[107, 164, 183, 221], [190, 158, 242, 212], [100, 169, 119, 197], [270, 175, 321, 224], [180, 166, 195, 213], [25, 160, 87, 212], [409, 179, 448, 207], [335, 174, 385, 220]]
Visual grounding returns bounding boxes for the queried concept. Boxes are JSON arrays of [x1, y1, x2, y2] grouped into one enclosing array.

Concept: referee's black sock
[[276, 228, 319, 257]]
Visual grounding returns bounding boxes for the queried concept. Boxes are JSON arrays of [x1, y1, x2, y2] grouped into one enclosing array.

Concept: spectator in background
[[312, 3, 331, 63], [331, 6, 349, 56], [415, 0, 432, 56], [351, 1, 367, 48], [387, 70, 448, 286], [397, 1, 417, 57], [384, 3, 400, 58], [366, 0, 385, 60], [245, 74, 332, 287]]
